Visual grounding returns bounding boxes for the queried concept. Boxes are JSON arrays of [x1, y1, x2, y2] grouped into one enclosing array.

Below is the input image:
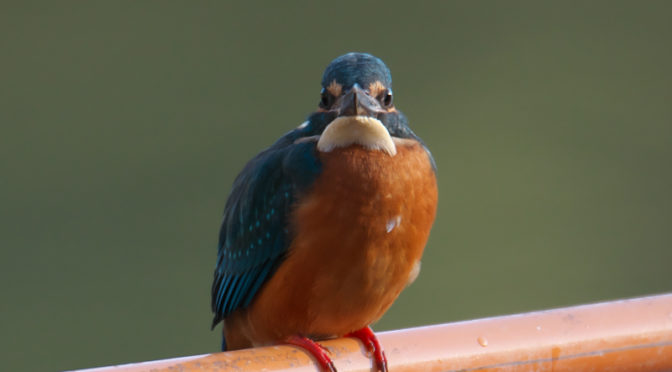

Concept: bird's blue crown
[[321, 52, 392, 90]]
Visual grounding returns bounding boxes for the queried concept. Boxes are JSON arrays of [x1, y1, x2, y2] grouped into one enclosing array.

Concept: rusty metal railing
[[76, 293, 672, 371]]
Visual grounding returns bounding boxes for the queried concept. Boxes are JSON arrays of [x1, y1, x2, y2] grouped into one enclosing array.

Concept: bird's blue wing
[[211, 131, 322, 330]]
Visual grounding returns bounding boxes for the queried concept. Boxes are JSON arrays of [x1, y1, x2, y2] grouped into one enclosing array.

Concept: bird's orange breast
[[225, 139, 437, 348]]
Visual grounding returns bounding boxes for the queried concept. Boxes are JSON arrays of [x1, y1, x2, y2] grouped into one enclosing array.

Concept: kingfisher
[[211, 52, 438, 372]]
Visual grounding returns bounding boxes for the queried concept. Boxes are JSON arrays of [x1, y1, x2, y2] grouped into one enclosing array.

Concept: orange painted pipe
[[77, 293, 672, 371]]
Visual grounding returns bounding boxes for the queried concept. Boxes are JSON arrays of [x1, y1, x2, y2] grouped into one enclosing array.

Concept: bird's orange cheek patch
[[326, 80, 342, 97], [368, 80, 387, 99]]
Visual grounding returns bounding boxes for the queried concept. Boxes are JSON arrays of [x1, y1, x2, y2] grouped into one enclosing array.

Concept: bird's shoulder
[[211, 123, 323, 325]]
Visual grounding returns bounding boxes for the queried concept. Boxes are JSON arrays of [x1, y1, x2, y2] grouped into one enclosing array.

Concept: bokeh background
[[2, 1, 672, 371]]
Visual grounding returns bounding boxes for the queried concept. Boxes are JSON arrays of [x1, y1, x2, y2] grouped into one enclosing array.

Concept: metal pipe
[[76, 293, 672, 372]]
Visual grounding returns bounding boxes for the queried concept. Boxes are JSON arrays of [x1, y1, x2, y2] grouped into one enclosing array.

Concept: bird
[[211, 52, 438, 372]]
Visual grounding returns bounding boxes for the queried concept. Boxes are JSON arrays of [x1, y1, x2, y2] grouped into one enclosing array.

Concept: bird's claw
[[346, 326, 388, 372], [285, 335, 336, 372]]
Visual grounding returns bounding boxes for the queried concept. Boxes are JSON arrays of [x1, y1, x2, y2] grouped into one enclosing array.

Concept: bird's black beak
[[336, 84, 382, 118]]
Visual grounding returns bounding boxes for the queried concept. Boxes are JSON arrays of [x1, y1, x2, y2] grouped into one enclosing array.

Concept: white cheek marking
[[385, 215, 402, 233], [297, 121, 309, 129]]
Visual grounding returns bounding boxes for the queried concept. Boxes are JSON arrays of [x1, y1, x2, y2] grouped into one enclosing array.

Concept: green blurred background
[[2, 1, 671, 371]]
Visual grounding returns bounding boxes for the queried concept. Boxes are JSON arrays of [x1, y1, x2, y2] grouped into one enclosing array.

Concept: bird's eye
[[381, 90, 393, 108], [320, 89, 332, 108]]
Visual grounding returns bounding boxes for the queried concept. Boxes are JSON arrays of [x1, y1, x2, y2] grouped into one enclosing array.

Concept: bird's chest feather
[[242, 140, 437, 342], [272, 140, 436, 334]]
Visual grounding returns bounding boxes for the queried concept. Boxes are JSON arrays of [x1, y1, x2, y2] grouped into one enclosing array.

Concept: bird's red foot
[[346, 326, 388, 372], [285, 335, 336, 372]]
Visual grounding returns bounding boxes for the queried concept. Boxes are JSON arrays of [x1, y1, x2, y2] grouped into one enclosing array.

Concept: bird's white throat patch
[[316, 116, 396, 156]]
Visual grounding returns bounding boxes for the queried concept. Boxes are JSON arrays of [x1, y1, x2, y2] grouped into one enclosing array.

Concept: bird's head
[[300, 52, 416, 156], [318, 52, 394, 117]]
